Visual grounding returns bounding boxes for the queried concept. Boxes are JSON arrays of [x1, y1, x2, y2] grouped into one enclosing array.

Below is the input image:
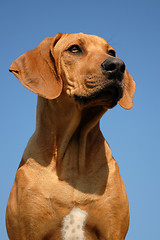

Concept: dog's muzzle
[[74, 57, 125, 107], [100, 57, 125, 103]]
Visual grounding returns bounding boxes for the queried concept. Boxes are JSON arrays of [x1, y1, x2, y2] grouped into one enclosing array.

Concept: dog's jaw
[[74, 83, 124, 109]]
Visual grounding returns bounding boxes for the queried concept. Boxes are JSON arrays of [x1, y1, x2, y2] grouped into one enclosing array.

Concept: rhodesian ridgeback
[[6, 33, 135, 240]]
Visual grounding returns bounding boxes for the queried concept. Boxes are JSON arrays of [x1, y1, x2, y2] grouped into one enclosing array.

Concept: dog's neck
[[24, 95, 106, 178]]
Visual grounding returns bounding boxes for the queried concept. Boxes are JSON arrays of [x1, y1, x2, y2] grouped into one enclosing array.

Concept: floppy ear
[[9, 33, 63, 99], [119, 69, 135, 110]]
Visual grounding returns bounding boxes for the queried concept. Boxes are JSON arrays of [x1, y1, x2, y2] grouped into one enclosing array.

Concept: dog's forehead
[[57, 33, 110, 51]]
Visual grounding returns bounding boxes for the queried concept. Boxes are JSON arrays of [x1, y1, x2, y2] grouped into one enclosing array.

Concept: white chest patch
[[61, 207, 88, 240]]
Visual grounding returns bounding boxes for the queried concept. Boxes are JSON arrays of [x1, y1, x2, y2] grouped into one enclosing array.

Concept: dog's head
[[9, 33, 135, 110]]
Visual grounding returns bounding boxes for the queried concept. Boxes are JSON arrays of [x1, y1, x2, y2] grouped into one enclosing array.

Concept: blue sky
[[1, 0, 160, 239]]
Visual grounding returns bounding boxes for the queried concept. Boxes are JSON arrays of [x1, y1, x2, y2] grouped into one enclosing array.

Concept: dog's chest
[[18, 160, 109, 218], [27, 164, 108, 206], [15, 164, 107, 237], [9, 160, 129, 239]]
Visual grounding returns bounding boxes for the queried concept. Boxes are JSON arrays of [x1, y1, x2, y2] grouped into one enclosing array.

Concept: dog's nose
[[101, 57, 125, 81]]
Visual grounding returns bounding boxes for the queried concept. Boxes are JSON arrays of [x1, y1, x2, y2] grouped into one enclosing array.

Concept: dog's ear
[[118, 69, 135, 110], [9, 33, 63, 99]]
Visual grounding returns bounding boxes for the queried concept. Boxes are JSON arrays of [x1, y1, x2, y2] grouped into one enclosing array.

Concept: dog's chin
[[74, 85, 123, 109]]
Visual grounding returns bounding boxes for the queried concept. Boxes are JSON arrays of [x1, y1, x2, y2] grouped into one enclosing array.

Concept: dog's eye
[[108, 50, 116, 57], [68, 45, 82, 54]]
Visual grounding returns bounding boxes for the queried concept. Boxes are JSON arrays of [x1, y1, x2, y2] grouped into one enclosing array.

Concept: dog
[[6, 33, 135, 240]]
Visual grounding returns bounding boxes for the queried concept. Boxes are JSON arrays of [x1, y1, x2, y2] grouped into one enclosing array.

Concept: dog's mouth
[[74, 84, 123, 109], [100, 86, 122, 100]]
